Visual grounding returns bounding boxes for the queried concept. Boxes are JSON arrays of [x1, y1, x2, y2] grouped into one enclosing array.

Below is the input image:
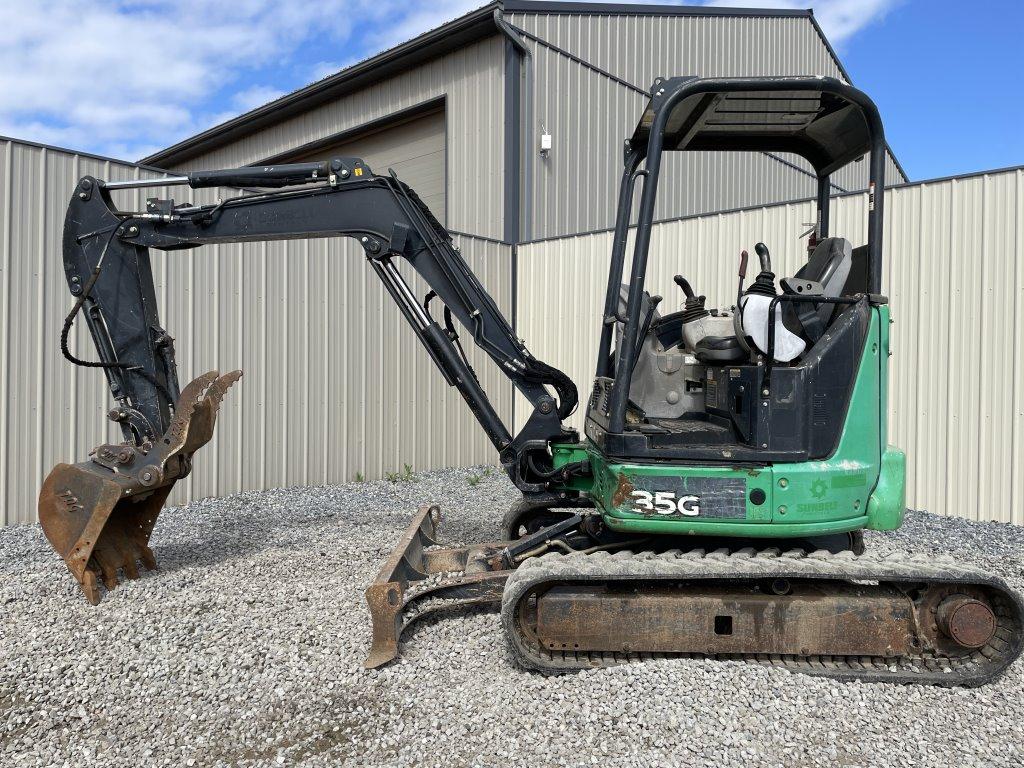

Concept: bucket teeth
[[160, 370, 243, 462], [161, 370, 222, 458], [38, 370, 242, 604], [178, 370, 243, 455], [140, 544, 157, 571], [81, 571, 101, 606]]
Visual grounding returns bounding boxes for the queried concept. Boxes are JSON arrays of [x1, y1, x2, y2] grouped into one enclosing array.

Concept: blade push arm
[[61, 157, 578, 492]]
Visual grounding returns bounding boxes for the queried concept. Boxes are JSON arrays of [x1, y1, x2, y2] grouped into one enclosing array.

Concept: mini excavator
[[40, 76, 1023, 685]]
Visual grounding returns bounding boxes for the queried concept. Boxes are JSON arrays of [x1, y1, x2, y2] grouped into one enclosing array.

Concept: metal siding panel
[[288, 109, 447, 224], [1013, 171, 1024, 526], [0, 138, 512, 524], [0, 144, 158, 524], [0, 141, 10, 525], [9, 143, 44, 524], [984, 172, 1018, 522], [516, 167, 1024, 524], [174, 37, 503, 240]]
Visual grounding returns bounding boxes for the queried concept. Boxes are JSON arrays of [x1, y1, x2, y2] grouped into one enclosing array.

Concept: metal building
[[143, 0, 908, 245]]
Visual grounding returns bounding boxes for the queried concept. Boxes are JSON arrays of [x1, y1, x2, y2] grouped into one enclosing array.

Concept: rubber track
[[500, 548, 1024, 686]]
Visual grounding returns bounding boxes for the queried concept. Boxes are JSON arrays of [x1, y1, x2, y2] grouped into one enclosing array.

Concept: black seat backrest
[[795, 237, 852, 296], [791, 237, 853, 332], [841, 244, 870, 296]]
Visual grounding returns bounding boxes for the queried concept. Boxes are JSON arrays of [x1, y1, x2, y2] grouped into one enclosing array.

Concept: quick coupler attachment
[[38, 370, 242, 604]]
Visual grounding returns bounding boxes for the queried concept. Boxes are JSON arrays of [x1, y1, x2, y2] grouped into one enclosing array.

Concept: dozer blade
[[364, 505, 512, 669], [38, 370, 242, 604]]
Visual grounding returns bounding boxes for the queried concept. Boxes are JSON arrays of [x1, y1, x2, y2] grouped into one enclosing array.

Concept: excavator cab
[[575, 76, 902, 543]]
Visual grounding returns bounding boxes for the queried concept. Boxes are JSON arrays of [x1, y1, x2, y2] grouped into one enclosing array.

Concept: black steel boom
[[61, 157, 577, 492]]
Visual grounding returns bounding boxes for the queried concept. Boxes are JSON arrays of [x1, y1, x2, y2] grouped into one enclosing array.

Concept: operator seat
[[782, 237, 853, 342], [693, 237, 854, 365]]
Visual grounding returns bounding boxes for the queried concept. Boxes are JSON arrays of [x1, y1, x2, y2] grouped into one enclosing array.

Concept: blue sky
[[1, 1, 1020, 180], [837, 0, 1024, 179]]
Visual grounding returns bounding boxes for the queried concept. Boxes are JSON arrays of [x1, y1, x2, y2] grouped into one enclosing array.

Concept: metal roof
[[142, 1, 833, 167], [632, 76, 881, 176], [502, 2, 809, 17]]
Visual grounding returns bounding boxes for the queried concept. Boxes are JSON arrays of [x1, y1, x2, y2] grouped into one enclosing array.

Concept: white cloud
[[702, 0, 901, 46], [0, 0, 382, 160], [306, 1, 481, 83], [308, 60, 355, 83], [365, 1, 488, 51], [0, 0, 493, 161], [230, 85, 288, 114]]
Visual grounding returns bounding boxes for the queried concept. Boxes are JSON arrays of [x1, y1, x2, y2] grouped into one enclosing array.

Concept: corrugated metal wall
[[507, 9, 905, 239], [515, 167, 1024, 524], [0, 138, 511, 525], [172, 36, 506, 241]]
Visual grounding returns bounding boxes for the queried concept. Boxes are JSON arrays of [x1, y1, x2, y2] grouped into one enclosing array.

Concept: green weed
[[384, 464, 417, 483]]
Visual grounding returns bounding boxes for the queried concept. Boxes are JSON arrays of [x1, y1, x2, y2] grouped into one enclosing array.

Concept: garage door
[[290, 107, 446, 224]]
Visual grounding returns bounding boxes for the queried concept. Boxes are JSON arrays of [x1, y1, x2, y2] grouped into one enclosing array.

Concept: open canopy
[[630, 76, 880, 176]]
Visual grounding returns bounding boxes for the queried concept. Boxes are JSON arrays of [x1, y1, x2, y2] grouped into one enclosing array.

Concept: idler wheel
[[936, 595, 997, 649]]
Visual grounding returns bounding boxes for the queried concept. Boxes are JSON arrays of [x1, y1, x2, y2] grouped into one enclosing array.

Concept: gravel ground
[[2, 466, 1023, 768]]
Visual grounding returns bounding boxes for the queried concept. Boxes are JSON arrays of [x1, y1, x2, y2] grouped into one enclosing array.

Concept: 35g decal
[[630, 490, 701, 516]]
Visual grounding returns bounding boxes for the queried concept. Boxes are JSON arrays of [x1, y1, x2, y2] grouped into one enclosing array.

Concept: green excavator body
[[550, 305, 905, 538]]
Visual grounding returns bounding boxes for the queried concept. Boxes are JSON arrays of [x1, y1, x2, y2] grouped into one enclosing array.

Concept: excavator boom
[[42, 157, 578, 603]]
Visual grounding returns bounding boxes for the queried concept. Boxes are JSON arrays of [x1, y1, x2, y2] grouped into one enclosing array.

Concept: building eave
[[502, 1, 809, 18]]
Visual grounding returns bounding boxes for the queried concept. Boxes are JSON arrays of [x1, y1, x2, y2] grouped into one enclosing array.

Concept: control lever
[[754, 242, 772, 272], [736, 250, 749, 306], [673, 275, 695, 299], [737, 241, 804, 363]]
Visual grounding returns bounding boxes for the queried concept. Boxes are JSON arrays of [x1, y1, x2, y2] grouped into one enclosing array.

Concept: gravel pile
[[2, 466, 1022, 767]]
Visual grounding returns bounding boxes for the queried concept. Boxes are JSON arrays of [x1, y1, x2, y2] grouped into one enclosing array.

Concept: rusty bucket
[[39, 370, 241, 604]]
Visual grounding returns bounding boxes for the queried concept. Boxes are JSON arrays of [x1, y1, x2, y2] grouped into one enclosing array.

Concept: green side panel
[[550, 442, 596, 493], [579, 307, 906, 538], [867, 447, 906, 531]]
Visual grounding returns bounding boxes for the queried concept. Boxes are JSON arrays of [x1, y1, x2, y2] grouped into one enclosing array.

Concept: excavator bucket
[[38, 370, 241, 604]]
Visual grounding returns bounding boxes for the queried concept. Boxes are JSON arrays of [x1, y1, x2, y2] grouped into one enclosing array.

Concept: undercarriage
[[365, 507, 1024, 686]]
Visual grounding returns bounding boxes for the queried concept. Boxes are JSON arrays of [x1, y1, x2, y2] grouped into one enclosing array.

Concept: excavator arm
[[42, 157, 580, 603]]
